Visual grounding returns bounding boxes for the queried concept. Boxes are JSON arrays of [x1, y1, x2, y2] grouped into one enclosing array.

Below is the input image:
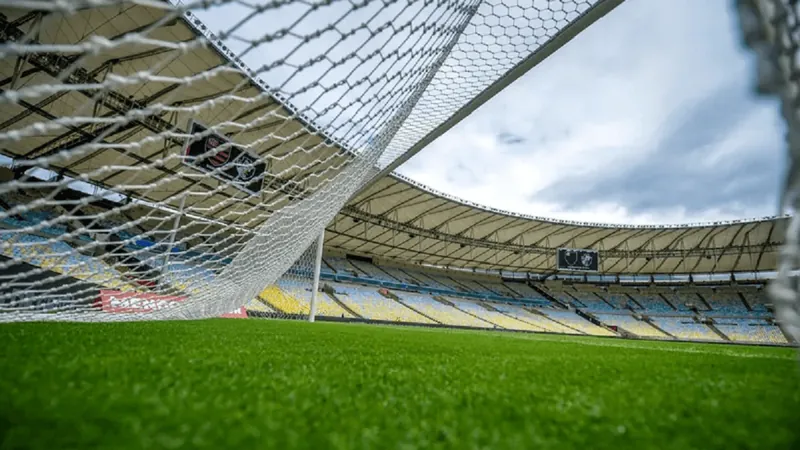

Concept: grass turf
[[0, 319, 798, 450]]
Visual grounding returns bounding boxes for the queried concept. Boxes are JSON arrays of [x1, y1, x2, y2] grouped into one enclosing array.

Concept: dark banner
[[557, 248, 599, 272], [182, 120, 267, 195]]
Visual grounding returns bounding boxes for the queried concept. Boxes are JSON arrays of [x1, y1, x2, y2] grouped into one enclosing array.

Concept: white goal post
[[309, 230, 324, 323]]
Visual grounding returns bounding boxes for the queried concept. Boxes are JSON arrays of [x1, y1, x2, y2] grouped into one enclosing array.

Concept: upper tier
[[329, 173, 785, 274]]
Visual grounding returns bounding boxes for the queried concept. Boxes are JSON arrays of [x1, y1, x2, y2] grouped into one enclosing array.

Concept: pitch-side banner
[[219, 307, 248, 319], [556, 248, 599, 272], [98, 291, 247, 318], [182, 120, 267, 195], [98, 290, 184, 313]]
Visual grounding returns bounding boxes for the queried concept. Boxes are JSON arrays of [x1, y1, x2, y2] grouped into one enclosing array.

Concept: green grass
[[0, 319, 798, 450]]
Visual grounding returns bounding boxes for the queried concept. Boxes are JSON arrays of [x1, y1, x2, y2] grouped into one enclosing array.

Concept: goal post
[[309, 230, 325, 323]]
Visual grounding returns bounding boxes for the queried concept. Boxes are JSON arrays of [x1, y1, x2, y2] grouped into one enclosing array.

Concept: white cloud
[[396, 0, 784, 225]]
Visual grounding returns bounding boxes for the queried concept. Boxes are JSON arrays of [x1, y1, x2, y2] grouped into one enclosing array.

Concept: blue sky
[[395, 0, 785, 225]]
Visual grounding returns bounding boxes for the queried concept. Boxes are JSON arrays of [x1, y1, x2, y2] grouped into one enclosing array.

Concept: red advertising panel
[[98, 290, 248, 318], [98, 290, 185, 313], [219, 306, 248, 319]]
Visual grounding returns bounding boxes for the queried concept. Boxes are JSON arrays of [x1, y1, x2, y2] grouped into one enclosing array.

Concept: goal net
[[737, 0, 800, 344], [0, 0, 609, 321]]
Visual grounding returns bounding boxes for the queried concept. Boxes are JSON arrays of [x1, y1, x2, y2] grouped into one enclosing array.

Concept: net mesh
[[0, 0, 601, 321], [736, 0, 800, 343]]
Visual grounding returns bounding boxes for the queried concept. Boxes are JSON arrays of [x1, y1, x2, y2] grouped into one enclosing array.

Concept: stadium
[[0, 0, 799, 448]]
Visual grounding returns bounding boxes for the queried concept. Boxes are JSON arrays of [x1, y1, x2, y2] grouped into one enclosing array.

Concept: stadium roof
[[328, 173, 786, 275], [0, 1, 786, 277], [0, 5, 348, 230]]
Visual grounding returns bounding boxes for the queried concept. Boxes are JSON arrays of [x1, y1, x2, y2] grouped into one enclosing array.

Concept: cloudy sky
[[395, 0, 785, 225]]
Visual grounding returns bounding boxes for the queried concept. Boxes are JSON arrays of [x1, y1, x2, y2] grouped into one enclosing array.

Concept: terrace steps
[[481, 302, 545, 330], [657, 293, 679, 311], [530, 284, 570, 309], [706, 321, 732, 342], [643, 317, 675, 338], [524, 307, 586, 334], [385, 290, 442, 325], [324, 289, 363, 319], [436, 297, 498, 328], [575, 309, 617, 336]]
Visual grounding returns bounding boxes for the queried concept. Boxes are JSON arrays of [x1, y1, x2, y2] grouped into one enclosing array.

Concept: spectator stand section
[[315, 253, 551, 308], [712, 318, 787, 344], [395, 291, 493, 328], [649, 317, 724, 342], [629, 287, 676, 313], [329, 282, 433, 324], [592, 312, 668, 339]]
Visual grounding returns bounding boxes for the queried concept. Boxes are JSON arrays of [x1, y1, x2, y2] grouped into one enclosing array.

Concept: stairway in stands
[[705, 321, 731, 342], [482, 302, 534, 327], [522, 306, 585, 334], [643, 317, 675, 338], [383, 289, 442, 324], [574, 309, 618, 335], [529, 283, 570, 309], [324, 287, 363, 319], [434, 296, 497, 327]]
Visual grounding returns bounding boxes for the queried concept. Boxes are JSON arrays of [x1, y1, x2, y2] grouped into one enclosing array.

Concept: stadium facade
[[0, 0, 794, 346]]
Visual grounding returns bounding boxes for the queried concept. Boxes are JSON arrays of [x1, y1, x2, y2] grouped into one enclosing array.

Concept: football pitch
[[0, 319, 798, 450]]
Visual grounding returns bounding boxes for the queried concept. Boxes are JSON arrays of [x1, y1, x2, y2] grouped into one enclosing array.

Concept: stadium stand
[[319, 260, 336, 276], [661, 290, 708, 311], [603, 295, 628, 310], [2, 212, 67, 237], [649, 317, 723, 341], [1, 193, 66, 237], [567, 288, 616, 312], [426, 274, 468, 292], [739, 288, 770, 313], [702, 288, 749, 315], [1, 232, 131, 290], [447, 277, 497, 296], [378, 265, 424, 286], [539, 286, 585, 308], [258, 285, 306, 315], [324, 257, 363, 278], [539, 309, 616, 336], [446, 298, 543, 331], [492, 304, 580, 334], [332, 283, 433, 323], [478, 280, 519, 298], [347, 259, 397, 283], [502, 282, 547, 301], [600, 291, 637, 310], [593, 313, 667, 338], [407, 272, 453, 291], [395, 292, 492, 328], [629, 290, 675, 313], [713, 319, 787, 344], [162, 260, 216, 294], [260, 280, 354, 317]]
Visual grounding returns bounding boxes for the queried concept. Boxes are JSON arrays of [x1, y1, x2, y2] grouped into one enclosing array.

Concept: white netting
[[736, 0, 800, 343], [0, 0, 602, 321]]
